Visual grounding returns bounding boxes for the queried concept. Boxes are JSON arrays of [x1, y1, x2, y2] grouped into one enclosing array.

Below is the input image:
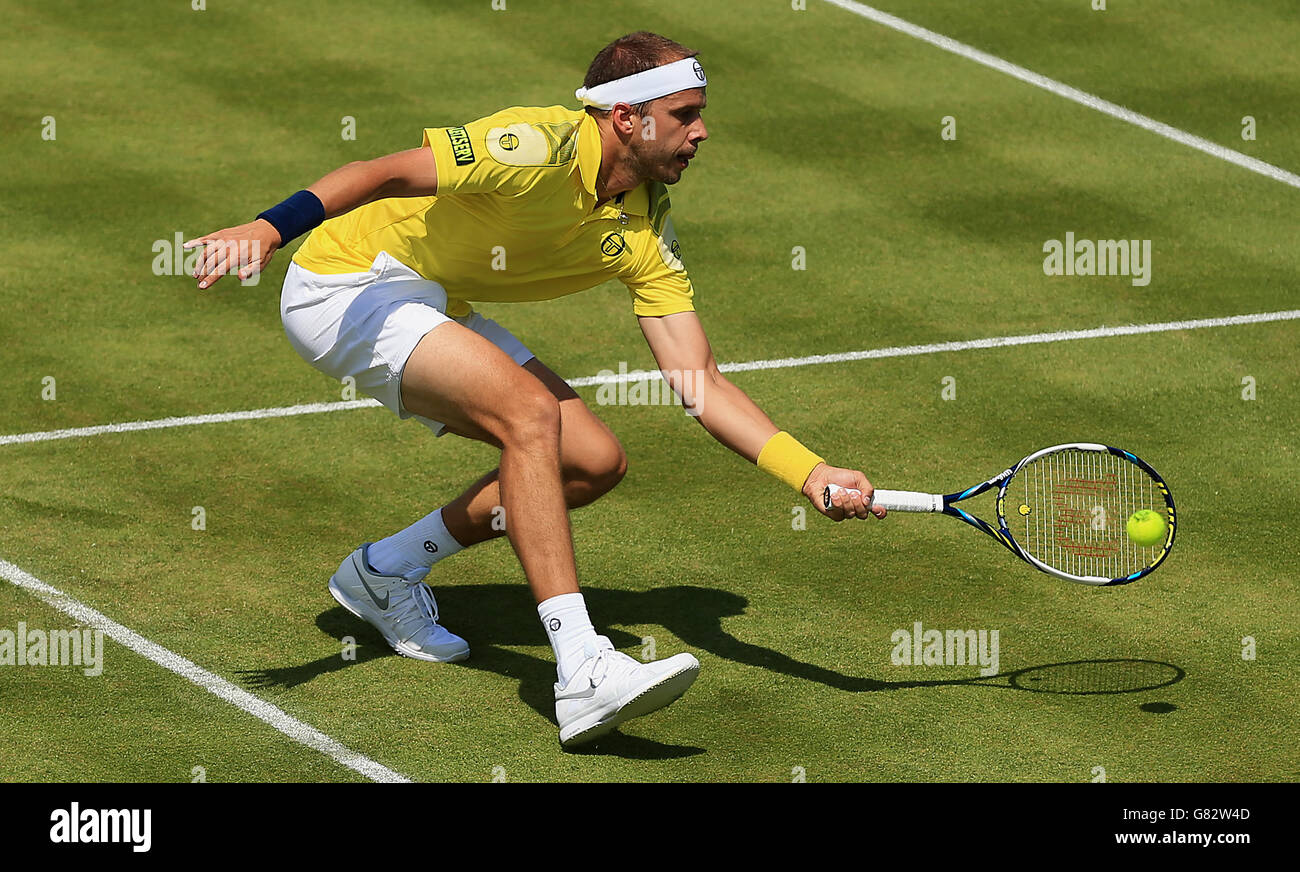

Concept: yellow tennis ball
[[1126, 509, 1167, 547]]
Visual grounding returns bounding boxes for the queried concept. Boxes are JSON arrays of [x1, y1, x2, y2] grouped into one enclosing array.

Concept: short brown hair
[[583, 31, 699, 116]]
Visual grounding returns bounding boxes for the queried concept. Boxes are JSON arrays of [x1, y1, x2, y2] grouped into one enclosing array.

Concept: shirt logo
[[447, 126, 476, 166], [498, 132, 519, 151], [670, 239, 682, 261], [601, 231, 627, 258]]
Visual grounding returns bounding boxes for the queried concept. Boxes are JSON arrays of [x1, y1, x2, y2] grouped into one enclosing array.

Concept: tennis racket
[[824, 443, 1176, 586]]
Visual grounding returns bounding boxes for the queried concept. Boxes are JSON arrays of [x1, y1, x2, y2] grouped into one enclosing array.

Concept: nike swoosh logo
[[356, 562, 390, 610]]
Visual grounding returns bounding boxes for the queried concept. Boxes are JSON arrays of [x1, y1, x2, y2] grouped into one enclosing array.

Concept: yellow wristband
[[756, 431, 825, 491]]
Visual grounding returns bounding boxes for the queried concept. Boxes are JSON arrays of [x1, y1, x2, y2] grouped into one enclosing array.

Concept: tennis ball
[[1126, 510, 1167, 547]]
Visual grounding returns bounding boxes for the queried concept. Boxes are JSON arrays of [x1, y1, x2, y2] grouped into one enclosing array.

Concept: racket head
[[995, 443, 1176, 586]]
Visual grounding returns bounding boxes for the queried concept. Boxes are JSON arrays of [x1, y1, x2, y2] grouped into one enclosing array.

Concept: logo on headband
[[692, 60, 705, 82]]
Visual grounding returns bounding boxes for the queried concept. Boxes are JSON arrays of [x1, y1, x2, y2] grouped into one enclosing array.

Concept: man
[[187, 31, 884, 748]]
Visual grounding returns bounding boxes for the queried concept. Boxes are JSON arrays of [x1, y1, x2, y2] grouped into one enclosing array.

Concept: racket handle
[[822, 484, 942, 513]]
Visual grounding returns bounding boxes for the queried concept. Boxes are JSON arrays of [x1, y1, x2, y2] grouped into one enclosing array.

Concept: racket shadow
[[873, 658, 1186, 695]]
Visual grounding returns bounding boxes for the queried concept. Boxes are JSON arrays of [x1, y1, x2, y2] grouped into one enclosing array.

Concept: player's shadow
[[235, 617, 391, 690], [237, 584, 1186, 756], [238, 582, 882, 757]]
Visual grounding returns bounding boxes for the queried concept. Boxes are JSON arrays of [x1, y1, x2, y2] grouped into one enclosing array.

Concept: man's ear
[[610, 103, 638, 137]]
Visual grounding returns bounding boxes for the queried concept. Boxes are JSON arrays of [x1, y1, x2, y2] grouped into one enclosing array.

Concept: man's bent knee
[[567, 440, 627, 496], [497, 383, 562, 447]]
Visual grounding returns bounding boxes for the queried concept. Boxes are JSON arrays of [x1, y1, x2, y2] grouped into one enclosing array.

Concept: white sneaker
[[556, 636, 699, 747], [327, 545, 470, 663]]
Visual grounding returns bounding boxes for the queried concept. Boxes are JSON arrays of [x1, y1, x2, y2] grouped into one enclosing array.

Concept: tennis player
[[186, 32, 884, 747]]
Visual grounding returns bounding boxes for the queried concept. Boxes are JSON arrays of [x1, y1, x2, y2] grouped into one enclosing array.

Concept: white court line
[[571, 308, 1300, 386], [820, 0, 1300, 190], [0, 558, 412, 784], [0, 399, 381, 446], [2, 309, 1297, 446], [8, 302, 1288, 440]]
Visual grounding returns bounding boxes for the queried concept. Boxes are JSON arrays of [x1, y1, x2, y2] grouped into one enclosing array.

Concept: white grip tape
[[823, 484, 942, 513]]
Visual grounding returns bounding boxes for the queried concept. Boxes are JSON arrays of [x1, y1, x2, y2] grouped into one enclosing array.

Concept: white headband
[[575, 57, 707, 110]]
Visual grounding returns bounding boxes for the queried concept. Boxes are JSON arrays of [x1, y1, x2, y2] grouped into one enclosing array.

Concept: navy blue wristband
[[257, 190, 325, 245]]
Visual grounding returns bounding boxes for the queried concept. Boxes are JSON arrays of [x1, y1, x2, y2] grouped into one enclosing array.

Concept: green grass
[[1, 0, 1296, 782]]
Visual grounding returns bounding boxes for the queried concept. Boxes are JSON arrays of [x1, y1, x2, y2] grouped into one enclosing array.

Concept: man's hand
[[182, 145, 440, 291], [184, 219, 281, 289], [803, 463, 887, 521]]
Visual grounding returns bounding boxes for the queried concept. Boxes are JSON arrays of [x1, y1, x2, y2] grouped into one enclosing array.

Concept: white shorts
[[280, 250, 534, 436]]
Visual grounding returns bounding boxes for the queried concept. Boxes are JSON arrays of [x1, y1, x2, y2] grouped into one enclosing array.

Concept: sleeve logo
[[657, 216, 685, 271], [601, 231, 627, 258], [447, 126, 476, 166], [487, 123, 554, 165]]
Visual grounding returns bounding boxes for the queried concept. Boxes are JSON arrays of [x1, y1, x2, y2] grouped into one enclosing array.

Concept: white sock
[[367, 507, 465, 581], [538, 592, 598, 685]]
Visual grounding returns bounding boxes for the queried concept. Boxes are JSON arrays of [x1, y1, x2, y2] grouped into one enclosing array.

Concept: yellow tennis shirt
[[292, 105, 694, 319]]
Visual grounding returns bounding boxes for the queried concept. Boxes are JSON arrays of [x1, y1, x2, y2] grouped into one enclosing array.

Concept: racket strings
[[1013, 449, 1164, 581]]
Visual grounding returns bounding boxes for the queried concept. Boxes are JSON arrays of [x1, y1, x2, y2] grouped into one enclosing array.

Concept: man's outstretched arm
[[638, 311, 885, 521], [185, 147, 439, 289]]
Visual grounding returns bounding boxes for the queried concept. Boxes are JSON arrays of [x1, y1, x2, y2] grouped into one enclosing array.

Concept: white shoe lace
[[409, 581, 440, 623], [388, 581, 440, 640], [584, 636, 617, 686]]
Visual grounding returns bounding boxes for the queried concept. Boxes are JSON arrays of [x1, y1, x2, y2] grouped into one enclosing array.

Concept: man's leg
[[438, 359, 627, 550], [370, 351, 627, 685], [395, 331, 586, 604], [368, 358, 625, 583], [392, 329, 698, 747]]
